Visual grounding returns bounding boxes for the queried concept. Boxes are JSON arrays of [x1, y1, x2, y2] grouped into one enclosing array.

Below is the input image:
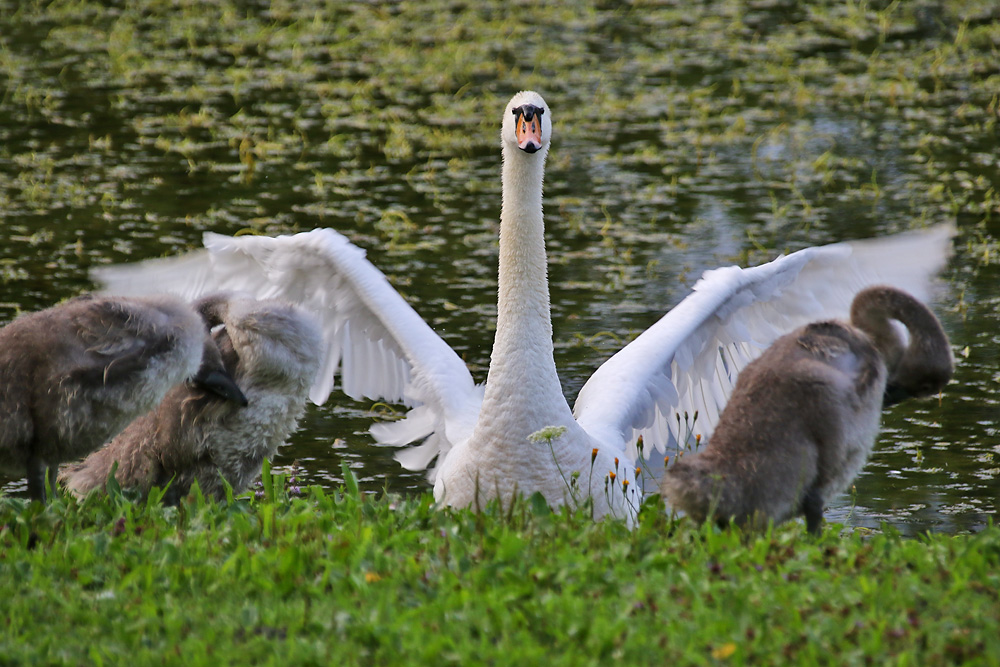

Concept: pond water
[[1, 0, 997, 534]]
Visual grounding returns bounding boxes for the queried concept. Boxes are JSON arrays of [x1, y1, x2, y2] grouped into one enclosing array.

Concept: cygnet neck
[[850, 286, 952, 396]]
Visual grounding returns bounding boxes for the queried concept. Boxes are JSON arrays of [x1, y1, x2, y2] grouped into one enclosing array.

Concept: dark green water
[[1, 0, 997, 533]]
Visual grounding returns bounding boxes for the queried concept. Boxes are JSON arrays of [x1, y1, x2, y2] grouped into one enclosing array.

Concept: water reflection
[[0, 0, 997, 534]]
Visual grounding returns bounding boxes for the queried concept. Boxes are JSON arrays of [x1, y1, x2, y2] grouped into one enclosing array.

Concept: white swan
[[93, 91, 954, 522], [661, 285, 954, 534]]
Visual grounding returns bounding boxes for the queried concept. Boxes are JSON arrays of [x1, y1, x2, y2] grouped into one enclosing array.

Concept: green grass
[[2, 468, 997, 665]]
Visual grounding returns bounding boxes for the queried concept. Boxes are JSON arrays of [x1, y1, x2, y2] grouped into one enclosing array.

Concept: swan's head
[[502, 91, 551, 155]]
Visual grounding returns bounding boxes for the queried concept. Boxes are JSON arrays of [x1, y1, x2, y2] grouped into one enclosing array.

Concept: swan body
[[93, 91, 954, 522], [661, 286, 953, 533], [60, 295, 322, 503], [0, 294, 242, 501]]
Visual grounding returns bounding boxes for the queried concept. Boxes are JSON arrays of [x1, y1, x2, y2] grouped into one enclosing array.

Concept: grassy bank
[[2, 468, 997, 665]]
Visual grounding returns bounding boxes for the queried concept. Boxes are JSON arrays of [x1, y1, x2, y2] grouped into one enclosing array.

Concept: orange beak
[[516, 114, 542, 153]]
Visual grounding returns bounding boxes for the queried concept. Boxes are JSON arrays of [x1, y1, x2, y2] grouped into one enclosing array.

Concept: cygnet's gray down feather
[[61, 295, 322, 502], [0, 294, 218, 501], [662, 286, 953, 534]]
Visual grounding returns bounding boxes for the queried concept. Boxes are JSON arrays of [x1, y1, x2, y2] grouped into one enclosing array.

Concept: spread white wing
[[95, 224, 954, 480], [93, 228, 482, 471], [573, 224, 955, 460]]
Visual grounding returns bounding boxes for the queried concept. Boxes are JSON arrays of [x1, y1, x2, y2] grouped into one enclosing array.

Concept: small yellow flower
[[591, 448, 599, 462], [365, 572, 382, 583], [711, 643, 737, 660], [609, 471, 617, 483], [696, 433, 702, 445], [635, 467, 642, 476]]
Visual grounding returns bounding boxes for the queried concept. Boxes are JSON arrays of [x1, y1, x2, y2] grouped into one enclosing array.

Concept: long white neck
[[476, 143, 574, 434]]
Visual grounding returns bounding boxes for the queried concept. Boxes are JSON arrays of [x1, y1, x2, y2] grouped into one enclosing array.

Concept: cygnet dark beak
[[198, 369, 249, 407]]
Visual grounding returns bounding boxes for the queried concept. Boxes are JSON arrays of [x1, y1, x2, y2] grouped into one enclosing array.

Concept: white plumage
[[94, 91, 953, 522]]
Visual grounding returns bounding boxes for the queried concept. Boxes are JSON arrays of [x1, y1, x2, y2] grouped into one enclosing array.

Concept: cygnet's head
[[502, 90, 552, 155]]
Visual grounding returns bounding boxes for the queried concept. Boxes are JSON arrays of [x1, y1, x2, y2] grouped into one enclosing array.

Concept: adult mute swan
[[661, 285, 953, 533], [93, 91, 954, 522], [61, 294, 322, 503], [0, 294, 246, 501]]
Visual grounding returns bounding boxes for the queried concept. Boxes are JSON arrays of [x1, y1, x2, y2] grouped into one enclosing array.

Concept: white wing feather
[[93, 224, 953, 484], [92, 228, 481, 470], [573, 224, 955, 460]]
